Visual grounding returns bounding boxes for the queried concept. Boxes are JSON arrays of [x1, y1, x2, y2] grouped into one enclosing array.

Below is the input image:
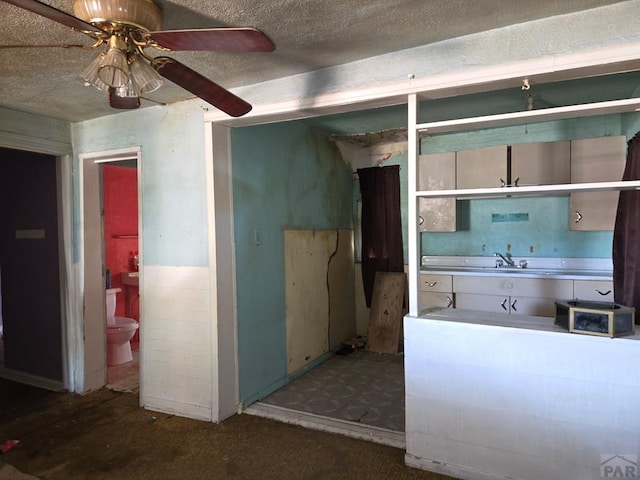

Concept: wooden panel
[[285, 230, 348, 374], [367, 272, 406, 354], [328, 230, 356, 349]]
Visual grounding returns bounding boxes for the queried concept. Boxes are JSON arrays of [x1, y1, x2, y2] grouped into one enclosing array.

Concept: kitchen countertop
[[420, 256, 613, 281]]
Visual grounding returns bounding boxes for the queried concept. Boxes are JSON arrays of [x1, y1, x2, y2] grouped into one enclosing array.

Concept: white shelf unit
[[407, 94, 640, 317]]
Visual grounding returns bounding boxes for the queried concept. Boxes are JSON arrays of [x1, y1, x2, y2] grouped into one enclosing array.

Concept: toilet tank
[[105, 288, 121, 318]]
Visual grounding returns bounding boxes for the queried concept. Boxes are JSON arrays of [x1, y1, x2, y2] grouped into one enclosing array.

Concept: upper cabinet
[[418, 152, 456, 232], [569, 136, 626, 231], [456, 145, 507, 189], [455, 141, 570, 191], [511, 141, 570, 186]]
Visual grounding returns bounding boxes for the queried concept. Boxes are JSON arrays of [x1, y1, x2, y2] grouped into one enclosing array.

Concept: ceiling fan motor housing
[[73, 0, 162, 32]]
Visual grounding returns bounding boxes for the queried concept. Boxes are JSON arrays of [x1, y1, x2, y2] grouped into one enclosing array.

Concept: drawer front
[[420, 274, 453, 293], [573, 280, 614, 302], [453, 275, 573, 299], [420, 292, 454, 309]]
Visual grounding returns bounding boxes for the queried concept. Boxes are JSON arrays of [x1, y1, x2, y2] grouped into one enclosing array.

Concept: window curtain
[[613, 132, 640, 321], [357, 165, 404, 307]]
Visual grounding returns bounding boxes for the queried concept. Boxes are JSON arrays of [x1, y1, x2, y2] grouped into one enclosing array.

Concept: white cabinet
[[456, 145, 507, 189], [573, 279, 614, 302], [453, 275, 573, 317], [511, 141, 570, 186], [570, 136, 626, 231], [418, 152, 456, 232], [419, 273, 454, 308]]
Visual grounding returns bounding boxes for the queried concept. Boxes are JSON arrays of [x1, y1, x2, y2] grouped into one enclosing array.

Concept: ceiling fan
[[2, 0, 276, 116]]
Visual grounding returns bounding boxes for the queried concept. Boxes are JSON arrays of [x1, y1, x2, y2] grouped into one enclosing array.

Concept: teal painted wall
[[71, 102, 209, 266], [419, 113, 632, 258], [231, 122, 352, 404]]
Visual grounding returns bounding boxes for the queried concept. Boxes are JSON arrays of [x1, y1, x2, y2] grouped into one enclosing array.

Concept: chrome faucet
[[493, 252, 515, 267]]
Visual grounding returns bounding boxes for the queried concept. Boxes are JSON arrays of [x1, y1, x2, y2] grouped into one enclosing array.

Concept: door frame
[[78, 147, 142, 393]]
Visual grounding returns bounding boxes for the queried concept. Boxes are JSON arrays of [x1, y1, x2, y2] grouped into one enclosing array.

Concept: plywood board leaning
[[367, 272, 406, 354]]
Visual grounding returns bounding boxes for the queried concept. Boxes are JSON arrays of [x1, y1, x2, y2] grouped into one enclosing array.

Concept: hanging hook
[[521, 78, 531, 91]]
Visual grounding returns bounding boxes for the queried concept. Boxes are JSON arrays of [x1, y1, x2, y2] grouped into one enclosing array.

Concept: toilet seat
[[107, 316, 138, 332]]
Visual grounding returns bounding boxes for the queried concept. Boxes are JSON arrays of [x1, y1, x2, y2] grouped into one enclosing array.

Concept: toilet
[[106, 288, 139, 366]]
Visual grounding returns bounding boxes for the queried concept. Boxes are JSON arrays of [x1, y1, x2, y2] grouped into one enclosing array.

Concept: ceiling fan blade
[[108, 88, 141, 110], [3, 0, 105, 34], [151, 57, 251, 117], [147, 28, 275, 52]]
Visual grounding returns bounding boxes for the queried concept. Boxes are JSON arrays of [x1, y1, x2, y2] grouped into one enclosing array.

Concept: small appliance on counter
[[555, 300, 635, 338]]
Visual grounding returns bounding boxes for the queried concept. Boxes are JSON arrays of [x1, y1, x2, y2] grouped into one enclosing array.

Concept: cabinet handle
[[446, 296, 453, 308], [425, 281, 437, 288], [596, 289, 612, 296], [513, 177, 519, 187], [500, 178, 506, 187], [511, 299, 518, 312], [418, 215, 424, 225], [501, 298, 508, 311], [574, 211, 583, 223]]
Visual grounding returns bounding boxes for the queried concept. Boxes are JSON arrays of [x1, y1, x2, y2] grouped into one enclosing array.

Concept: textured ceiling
[[0, 0, 630, 123]]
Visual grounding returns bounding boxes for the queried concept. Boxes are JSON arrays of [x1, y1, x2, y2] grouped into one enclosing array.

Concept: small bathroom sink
[[121, 271, 139, 286]]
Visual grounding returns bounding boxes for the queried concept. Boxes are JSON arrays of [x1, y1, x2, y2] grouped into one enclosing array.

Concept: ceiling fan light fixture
[[73, 0, 162, 31], [98, 45, 129, 87], [80, 52, 109, 92], [129, 55, 163, 94]]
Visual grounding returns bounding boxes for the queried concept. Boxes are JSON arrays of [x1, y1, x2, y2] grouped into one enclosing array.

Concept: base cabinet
[[419, 273, 453, 309], [455, 292, 559, 317], [451, 275, 574, 317]]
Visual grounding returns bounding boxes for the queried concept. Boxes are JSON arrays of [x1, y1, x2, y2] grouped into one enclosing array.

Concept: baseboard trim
[[244, 402, 406, 449], [0, 367, 64, 392]]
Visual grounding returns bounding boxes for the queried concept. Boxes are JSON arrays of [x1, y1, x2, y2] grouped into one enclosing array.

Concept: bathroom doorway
[[80, 147, 142, 395], [101, 160, 140, 393]]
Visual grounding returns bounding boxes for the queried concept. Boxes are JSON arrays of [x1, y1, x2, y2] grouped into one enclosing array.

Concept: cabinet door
[[418, 152, 456, 232], [509, 296, 558, 317], [456, 145, 507, 189], [455, 293, 510, 313], [573, 279, 614, 302], [570, 136, 626, 231], [511, 141, 570, 186], [420, 292, 454, 309]]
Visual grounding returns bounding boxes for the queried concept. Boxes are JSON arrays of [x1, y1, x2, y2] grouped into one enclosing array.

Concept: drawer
[[453, 275, 573, 298], [573, 280, 614, 302], [420, 274, 453, 293]]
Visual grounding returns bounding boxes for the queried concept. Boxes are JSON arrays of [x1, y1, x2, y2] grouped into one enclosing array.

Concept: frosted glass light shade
[[114, 77, 138, 98], [129, 55, 163, 94], [73, 0, 162, 31], [80, 53, 109, 92], [99, 48, 129, 88]]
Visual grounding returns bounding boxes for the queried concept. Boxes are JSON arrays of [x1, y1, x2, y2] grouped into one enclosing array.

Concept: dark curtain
[[613, 132, 640, 321], [357, 165, 404, 307]]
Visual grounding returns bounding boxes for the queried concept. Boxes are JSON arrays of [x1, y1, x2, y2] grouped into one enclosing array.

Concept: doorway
[[80, 147, 142, 394], [0, 147, 64, 389], [101, 161, 140, 393]]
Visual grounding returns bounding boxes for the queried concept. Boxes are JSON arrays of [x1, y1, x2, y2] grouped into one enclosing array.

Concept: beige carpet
[[0, 463, 39, 480]]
